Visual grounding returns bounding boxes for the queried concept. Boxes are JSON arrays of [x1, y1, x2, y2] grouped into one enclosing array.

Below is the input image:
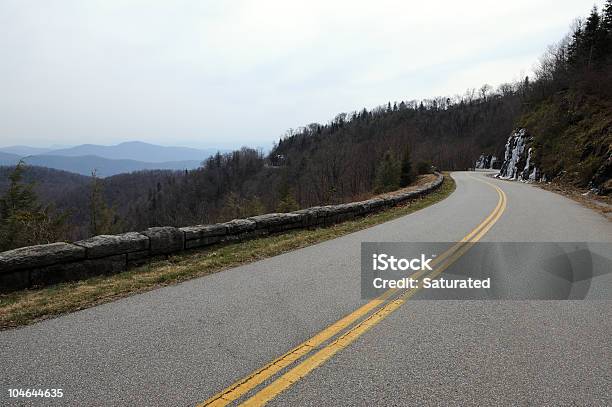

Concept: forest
[[1, 1, 610, 251]]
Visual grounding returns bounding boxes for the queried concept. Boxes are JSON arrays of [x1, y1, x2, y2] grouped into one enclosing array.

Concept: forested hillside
[[0, 2, 610, 249], [0, 166, 89, 193], [274, 2, 612, 195], [270, 86, 522, 204], [517, 3, 612, 192]]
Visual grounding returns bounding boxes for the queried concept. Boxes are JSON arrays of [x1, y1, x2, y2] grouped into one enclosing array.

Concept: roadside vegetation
[[0, 175, 455, 329], [518, 2, 612, 192], [0, 161, 68, 251]]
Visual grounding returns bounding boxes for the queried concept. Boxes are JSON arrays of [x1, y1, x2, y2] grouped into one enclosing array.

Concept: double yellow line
[[201, 175, 507, 407]]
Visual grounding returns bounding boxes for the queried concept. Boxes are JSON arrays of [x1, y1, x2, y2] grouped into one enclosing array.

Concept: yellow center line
[[200, 174, 506, 407], [239, 176, 506, 406]]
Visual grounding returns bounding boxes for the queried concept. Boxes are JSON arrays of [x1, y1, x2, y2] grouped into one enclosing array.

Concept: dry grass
[[0, 175, 455, 330], [487, 172, 611, 221], [536, 182, 612, 221], [350, 174, 436, 202]]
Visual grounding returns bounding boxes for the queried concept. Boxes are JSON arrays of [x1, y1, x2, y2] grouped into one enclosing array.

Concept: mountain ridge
[[0, 151, 20, 165], [37, 141, 221, 163], [0, 141, 224, 176], [0, 145, 53, 156], [17, 154, 201, 177]]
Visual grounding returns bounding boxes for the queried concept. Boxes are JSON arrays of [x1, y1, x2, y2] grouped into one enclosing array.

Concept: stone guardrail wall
[[0, 173, 443, 292]]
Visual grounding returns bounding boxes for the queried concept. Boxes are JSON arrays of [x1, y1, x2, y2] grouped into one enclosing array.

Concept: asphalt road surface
[[1, 171, 611, 406]]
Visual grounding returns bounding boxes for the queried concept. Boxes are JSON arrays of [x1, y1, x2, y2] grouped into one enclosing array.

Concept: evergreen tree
[[416, 160, 434, 175], [244, 196, 265, 217], [276, 182, 299, 213], [89, 170, 122, 236], [583, 6, 603, 65], [220, 191, 241, 220], [220, 193, 266, 219], [399, 146, 414, 187], [324, 185, 338, 205], [0, 161, 38, 218], [584, 6, 601, 40], [360, 108, 368, 121], [567, 21, 584, 65], [374, 151, 401, 193], [0, 161, 68, 250]]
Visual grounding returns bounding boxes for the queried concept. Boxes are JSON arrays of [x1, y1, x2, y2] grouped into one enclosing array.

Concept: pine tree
[[399, 145, 414, 187], [276, 183, 299, 213], [244, 196, 265, 217], [374, 151, 401, 193], [0, 161, 68, 250], [89, 170, 122, 236], [416, 160, 434, 175], [567, 21, 584, 65], [0, 161, 38, 218], [220, 191, 241, 220], [583, 6, 602, 65]]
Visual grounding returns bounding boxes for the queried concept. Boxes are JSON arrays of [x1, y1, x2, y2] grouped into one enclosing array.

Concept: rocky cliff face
[[475, 154, 498, 169], [496, 129, 544, 182]]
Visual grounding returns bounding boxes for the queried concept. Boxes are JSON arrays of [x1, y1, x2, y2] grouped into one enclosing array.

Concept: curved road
[[1, 171, 611, 406]]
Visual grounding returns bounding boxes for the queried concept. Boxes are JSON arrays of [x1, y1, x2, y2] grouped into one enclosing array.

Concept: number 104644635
[[8, 389, 63, 398]]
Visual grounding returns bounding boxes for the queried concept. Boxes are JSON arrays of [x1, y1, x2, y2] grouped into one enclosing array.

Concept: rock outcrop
[[475, 154, 498, 169], [496, 129, 544, 182]]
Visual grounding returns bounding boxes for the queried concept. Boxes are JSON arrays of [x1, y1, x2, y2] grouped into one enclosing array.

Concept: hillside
[[494, 3, 612, 194], [520, 91, 611, 191], [0, 165, 90, 203], [268, 89, 521, 204], [274, 3, 612, 196], [0, 165, 181, 240]]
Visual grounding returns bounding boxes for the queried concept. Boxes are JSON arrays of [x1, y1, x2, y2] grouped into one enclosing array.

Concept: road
[[1, 171, 611, 406]]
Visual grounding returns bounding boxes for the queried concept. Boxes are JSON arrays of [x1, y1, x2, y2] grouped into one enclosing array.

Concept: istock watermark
[[371, 253, 434, 271], [361, 242, 612, 300]]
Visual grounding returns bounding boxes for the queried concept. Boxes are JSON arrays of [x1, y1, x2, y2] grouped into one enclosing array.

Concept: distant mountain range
[[43, 141, 220, 163], [0, 141, 224, 176], [0, 152, 21, 166], [0, 145, 53, 156]]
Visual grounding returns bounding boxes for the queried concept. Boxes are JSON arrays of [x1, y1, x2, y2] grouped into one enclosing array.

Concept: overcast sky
[[0, 0, 601, 150]]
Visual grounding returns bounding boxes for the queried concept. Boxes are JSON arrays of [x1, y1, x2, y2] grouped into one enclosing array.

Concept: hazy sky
[[0, 0, 600, 149]]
